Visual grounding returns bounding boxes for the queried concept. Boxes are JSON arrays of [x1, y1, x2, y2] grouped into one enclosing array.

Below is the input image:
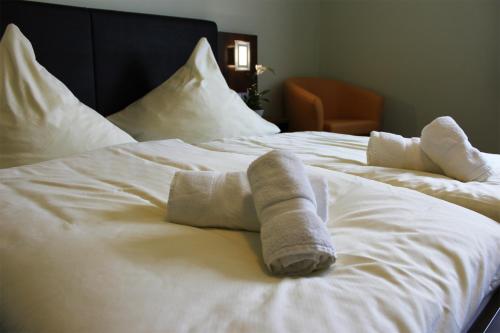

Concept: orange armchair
[[284, 77, 383, 135]]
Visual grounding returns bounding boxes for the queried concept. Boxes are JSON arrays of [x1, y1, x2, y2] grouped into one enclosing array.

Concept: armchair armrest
[[284, 80, 324, 131]]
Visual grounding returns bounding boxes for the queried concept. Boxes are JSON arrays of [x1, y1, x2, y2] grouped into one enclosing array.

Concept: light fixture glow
[[234, 40, 250, 71]]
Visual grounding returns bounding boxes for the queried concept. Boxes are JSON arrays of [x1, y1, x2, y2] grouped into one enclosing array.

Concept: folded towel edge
[[266, 243, 337, 266]]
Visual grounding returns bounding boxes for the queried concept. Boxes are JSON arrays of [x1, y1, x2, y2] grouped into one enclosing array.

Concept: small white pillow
[[0, 24, 136, 169], [108, 38, 280, 143]]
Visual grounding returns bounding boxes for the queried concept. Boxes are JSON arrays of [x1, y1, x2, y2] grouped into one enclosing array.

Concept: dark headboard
[[0, 0, 218, 116]]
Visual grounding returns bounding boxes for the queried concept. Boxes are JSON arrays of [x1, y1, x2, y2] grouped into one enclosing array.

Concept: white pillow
[[0, 24, 136, 169], [108, 38, 280, 143]]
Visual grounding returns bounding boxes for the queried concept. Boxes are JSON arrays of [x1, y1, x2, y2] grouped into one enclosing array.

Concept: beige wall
[[33, 0, 322, 121], [319, 0, 500, 153]]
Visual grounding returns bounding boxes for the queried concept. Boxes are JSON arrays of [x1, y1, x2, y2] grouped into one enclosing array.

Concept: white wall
[[319, 0, 500, 153], [34, 0, 321, 121]]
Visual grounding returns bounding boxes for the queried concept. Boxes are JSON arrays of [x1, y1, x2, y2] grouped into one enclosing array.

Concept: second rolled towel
[[367, 131, 442, 173], [247, 150, 336, 276], [167, 170, 329, 232], [421, 116, 493, 182]]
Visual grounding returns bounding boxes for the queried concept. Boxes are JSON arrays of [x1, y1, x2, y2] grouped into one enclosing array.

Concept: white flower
[[255, 64, 268, 75]]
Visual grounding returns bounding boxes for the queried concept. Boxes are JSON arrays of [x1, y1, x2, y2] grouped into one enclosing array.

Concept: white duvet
[[199, 131, 500, 222], [1, 138, 500, 333]]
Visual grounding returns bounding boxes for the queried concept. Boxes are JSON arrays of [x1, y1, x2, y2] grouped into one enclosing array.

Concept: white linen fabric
[[1, 139, 499, 333], [247, 150, 335, 275], [367, 131, 441, 173], [0, 24, 135, 169], [421, 116, 493, 182], [108, 38, 279, 143], [199, 131, 500, 222], [168, 170, 328, 232]]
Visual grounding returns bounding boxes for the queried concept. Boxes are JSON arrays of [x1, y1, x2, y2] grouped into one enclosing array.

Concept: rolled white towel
[[247, 150, 336, 276], [167, 171, 329, 232], [421, 116, 493, 182], [367, 131, 442, 173]]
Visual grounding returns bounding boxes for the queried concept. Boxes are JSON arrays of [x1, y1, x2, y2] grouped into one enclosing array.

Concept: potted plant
[[242, 64, 275, 116]]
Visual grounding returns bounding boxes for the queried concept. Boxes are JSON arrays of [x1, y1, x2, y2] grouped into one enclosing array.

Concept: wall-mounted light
[[234, 40, 250, 71], [219, 32, 257, 92], [229, 40, 250, 71]]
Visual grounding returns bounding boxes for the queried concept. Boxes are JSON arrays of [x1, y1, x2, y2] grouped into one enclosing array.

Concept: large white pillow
[[108, 38, 280, 143], [0, 24, 136, 169]]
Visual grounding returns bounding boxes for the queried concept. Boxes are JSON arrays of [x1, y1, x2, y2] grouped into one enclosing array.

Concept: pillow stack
[[0, 24, 135, 169], [0, 24, 279, 169], [108, 38, 280, 143]]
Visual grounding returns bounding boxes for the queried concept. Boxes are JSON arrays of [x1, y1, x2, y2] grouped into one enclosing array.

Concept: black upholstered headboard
[[0, 0, 218, 116]]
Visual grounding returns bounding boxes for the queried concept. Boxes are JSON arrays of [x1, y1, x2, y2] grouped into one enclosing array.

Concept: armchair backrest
[[287, 77, 383, 122], [288, 78, 339, 118]]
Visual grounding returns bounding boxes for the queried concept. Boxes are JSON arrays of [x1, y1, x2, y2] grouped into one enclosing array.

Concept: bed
[[1, 1, 499, 333]]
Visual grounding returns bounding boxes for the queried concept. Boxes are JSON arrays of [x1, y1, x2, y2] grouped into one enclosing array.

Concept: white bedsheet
[[1, 139, 499, 333], [198, 132, 500, 222]]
